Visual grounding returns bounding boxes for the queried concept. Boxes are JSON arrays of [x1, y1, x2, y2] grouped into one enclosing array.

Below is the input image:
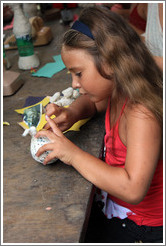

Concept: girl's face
[[61, 46, 114, 103]]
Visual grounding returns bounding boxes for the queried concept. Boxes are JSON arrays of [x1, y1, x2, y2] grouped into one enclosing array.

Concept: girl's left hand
[[35, 115, 77, 165]]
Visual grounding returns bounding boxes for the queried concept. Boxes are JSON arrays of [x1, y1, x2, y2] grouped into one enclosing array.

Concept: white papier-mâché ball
[[30, 136, 57, 164]]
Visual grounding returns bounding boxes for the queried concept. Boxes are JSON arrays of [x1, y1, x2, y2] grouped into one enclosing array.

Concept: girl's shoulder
[[125, 103, 156, 120], [124, 103, 161, 136], [123, 103, 160, 128], [119, 102, 161, 146]]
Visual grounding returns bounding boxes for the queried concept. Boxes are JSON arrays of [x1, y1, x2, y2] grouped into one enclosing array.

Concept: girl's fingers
[[43, 151, 58, 165], [45, 115, 63, 137], [35, 129, 53, 139], [46, 103, 61, 117], [35, 143, 57, 165], [43, 122, 51, 130], [35, 143, 53, 157]]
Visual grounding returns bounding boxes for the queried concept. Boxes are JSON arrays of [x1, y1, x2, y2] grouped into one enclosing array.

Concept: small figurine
[[49, 87, 80, 106], [23, 126, 57, 164]]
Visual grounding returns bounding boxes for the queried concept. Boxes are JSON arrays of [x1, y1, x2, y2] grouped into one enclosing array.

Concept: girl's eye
[[75, 72, 82, 77]]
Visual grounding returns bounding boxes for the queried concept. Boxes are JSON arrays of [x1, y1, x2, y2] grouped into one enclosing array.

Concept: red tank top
[[129, 5, 146, 32], [104, 100, 163, 226]]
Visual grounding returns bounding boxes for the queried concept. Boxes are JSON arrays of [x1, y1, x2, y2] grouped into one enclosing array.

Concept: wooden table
[[3, 10, 105, 243]]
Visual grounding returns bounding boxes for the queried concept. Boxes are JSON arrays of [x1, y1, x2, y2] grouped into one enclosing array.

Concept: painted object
[[21, 87, 81, 164], [23, 126, 57, 164], [12, 3, 39, 70]]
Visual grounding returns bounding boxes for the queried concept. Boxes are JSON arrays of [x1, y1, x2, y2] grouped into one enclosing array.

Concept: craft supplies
[[23, 3, 38, 18], [32, 55, 65, 78], [49, 87, 80, 106], [21, 103, 57, 165], [3, 67, 24, 96], [23, 126, 57, 164], [15, 87, 90, 164], [3, 122, 10, 126], [11, 3, 39, 70], [3, 44, 11, 70]]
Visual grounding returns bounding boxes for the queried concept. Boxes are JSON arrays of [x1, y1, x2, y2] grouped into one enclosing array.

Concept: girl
[[35, 6, 163, 243]]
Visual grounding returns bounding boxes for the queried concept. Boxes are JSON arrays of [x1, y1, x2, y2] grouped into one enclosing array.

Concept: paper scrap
[[3, 121, 10, 126], [32, 55, 66, 78]]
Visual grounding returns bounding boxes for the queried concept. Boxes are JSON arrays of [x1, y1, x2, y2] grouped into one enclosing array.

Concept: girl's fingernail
[[45, 115, 49, 120]]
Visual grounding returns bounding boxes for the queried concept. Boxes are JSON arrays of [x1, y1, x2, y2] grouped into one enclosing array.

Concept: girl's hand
[[36, 115, 78, 165], [44, 103, 78, 132]]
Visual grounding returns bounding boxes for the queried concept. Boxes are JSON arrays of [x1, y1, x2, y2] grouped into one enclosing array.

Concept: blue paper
[[32, 55, 66, 78]]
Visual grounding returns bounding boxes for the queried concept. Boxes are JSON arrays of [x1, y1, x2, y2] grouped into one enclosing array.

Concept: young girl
[[35, 6, 163, 243]]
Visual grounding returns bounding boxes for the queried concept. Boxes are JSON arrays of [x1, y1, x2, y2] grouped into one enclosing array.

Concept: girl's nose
[[72, 79, 80, 89]]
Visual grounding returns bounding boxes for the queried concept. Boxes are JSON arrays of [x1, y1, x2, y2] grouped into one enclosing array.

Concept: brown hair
[[62, 6, 163, 127]]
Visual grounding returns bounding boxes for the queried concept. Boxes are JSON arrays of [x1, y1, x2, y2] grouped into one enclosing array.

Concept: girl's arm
[[36, 105, 161, 205], [44, 95, 108, 131], [70, 106, 161, 204]]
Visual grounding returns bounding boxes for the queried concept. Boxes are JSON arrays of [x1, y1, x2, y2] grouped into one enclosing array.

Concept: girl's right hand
[[36, 115, 80, 165], [44, 103, 77, 132]]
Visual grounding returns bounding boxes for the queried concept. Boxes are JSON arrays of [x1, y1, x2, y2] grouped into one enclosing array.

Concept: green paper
[[32, 55, 66, 78]]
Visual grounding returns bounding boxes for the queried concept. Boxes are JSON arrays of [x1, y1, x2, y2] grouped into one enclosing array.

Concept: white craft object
[[54, 100, 62, 106], [49, 92, 60, 103], [23, 3, 38, 18], [62, 87, 73, 98], [50, 87, 79, 106], [23, 126, 57, 164], [73, 89, 80, 99], [11, 3, 40, 70], [55, 98, 74, 107]]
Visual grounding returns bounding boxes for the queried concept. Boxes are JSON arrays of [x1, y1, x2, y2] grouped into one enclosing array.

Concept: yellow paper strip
[[3, 121, 10, 126]]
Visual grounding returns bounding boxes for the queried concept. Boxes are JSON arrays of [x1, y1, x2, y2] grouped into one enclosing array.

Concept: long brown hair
[[62, 6, 163, 127]]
